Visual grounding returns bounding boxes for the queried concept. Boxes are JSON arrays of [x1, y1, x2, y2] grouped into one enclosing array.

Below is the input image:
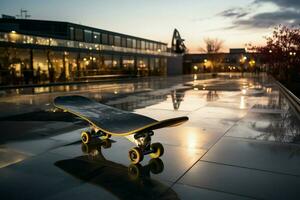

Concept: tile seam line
[[200, 160, 300, 178], [173, 182, 263, 200], [224, 135, 300, 147], [170, 103, 254, 188]]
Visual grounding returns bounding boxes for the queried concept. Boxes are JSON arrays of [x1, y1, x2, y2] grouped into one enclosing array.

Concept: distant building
[[183, 48, 264, 74], [0, 18, 181, 85]]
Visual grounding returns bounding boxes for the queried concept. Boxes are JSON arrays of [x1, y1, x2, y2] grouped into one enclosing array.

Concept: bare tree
[[199, 37, 225, 73], [200, 37, 224, 53]]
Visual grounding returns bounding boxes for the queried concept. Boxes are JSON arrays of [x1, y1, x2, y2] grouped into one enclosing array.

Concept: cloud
[[233, 10, 300, 28], [218, 8, 250, 18], [219, 0, 300, 29], [254, 0, 300, 9]]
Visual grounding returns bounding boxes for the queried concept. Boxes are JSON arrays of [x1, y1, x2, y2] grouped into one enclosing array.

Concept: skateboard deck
[[54, 95, 188, 136]]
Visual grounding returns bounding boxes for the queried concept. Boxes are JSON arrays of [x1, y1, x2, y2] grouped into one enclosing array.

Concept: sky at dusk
[[0, 0, 299, 52]]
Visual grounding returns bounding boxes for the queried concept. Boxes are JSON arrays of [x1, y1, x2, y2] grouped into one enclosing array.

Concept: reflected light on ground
[[242, 89, 247, 95], [186, 130, 200, 155], [0, 148, 28, 169], [240, 96, 246, 109], [193, 74, 197, 80]]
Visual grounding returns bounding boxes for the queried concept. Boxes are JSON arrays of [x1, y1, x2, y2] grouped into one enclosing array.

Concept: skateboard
[[53, 95, 188, 164]]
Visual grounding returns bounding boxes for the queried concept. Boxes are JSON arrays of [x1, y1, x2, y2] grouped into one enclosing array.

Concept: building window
[[153, 43, 157, 51], [141, 41, 145, 50], [114, 36, 121, 46], [93, 32, 100, 43], [145, 42, 150, 50], [113, 55, 121, 68], [102, 33, 108, 44], [157, 44, 161, 51], [121, 37, 127, 47], [150, 43, 154, 51], [84, 30, 92, 43], [136, 40, 141, 49], [103, 54, 112, 68], [109, 35, 114, 45], [127, 38, 132, 48], [132, 39, 136, 49], [69, 27, 74, 40], [122, 56, 135, 70], [74, 28, 83, 41]]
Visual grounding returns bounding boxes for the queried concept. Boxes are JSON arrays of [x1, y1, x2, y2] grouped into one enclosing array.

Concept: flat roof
[[0, 18, 168, 45]]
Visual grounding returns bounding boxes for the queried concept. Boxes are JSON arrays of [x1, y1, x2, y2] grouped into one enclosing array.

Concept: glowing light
[[242, 89, 247, 95], [240, 96, 246, 109], [11, 31, 16, 34], [193, 66, 198, 70], [186, 131, 198, 155]]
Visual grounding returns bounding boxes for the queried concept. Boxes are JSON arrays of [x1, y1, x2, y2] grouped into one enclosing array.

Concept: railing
[[0, 32, 178, 57]]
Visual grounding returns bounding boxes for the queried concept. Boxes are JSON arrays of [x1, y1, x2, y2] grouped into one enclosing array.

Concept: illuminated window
[[93, 32, 100, 43], [122, 56, 135, 69], [113, 55, 120, 67]]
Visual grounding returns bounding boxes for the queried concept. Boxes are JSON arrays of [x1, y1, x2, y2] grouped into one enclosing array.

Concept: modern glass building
[[0, 18, 179, 85]]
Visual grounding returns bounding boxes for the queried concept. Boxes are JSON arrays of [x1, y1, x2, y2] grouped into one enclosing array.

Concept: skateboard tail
[[142, 116, 189, 132]]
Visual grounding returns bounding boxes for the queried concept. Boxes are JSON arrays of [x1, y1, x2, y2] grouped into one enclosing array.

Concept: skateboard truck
[[128, 131, 164, 164]]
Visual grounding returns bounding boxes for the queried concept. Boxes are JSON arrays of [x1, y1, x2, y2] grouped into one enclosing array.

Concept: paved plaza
[[0, 73, 300, 200]]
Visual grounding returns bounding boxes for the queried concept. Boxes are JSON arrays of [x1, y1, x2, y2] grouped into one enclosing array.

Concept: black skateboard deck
[[54, 95, 188, 136]]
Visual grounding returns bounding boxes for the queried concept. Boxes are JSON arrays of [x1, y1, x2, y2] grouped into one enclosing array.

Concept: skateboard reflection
[[55, 140, 179, 200]]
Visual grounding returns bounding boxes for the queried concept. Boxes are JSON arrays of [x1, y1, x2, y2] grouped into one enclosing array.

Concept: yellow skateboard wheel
[[128, 147, 144, 164], [81, 131, 91, 144], [150, 143, 164, 158]]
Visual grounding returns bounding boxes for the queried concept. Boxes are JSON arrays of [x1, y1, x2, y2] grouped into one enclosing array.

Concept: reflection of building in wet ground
[[0, 18, 182, 86]]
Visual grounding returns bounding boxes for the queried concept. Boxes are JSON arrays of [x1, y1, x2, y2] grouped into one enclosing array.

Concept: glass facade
[[0, 28, 171, 85], [0, 47, 168, 85]]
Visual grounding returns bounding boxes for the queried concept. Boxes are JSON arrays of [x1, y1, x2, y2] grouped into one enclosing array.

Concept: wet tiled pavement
[[0, 73, 300, 200]]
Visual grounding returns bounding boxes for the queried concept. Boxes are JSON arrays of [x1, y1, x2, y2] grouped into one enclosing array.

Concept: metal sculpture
[[171, 29, 187, 53]]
